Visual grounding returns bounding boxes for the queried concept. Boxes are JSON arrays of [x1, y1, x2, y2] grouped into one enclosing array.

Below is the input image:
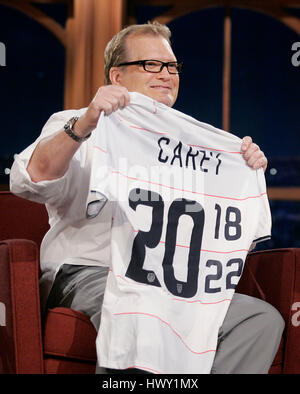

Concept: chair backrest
[[0, 191, 49, 247]]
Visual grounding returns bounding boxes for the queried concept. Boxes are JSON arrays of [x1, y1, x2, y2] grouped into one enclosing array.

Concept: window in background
[[0, 3, 66, 187]]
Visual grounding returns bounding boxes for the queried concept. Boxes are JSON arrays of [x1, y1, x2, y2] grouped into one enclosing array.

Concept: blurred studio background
[[0, 0, 300, 251]]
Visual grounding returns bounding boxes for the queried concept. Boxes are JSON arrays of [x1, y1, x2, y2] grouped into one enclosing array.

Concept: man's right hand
[[74, 85, 131, 138], [27, 85, 130, 183]]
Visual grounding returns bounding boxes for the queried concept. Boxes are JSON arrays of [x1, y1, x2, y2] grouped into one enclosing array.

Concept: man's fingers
[[242, 142, 259, 161], [102, 96, 125, 115], [241, 136, 252, 152], [245, 148, 263, 167], [253, 156, 268, 171], [94, 85, 130, 115], [250, 157, 267, 171], [241, 136, 268, 172]]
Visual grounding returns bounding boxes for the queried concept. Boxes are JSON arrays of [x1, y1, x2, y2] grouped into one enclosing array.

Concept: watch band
[[64, 116, 91, 142]]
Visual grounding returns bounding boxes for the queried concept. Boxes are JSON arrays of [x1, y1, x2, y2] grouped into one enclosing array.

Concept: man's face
[[111, 34, 180, 107]]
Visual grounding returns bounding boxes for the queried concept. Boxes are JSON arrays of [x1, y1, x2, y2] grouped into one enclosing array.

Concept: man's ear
[[109, 67, 123, 85]]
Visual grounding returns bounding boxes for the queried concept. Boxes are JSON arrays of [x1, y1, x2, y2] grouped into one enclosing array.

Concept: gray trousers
[[46, 264, 284, 374]]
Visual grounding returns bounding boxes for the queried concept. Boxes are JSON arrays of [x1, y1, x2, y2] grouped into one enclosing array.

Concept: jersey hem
[[100, 360, 162, 374], [252, 235, 271, 243]]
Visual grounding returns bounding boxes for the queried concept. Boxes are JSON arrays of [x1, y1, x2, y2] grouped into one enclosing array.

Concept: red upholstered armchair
[[0, 190, 299, 374], [0, 191, 97, 374]]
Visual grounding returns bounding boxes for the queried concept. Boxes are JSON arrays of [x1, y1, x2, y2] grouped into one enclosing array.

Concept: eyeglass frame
[[116, 59, 183, 74]]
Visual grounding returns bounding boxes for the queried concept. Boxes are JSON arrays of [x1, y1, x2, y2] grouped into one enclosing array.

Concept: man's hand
[[74, 85, 131, 138], [241, 136, 268, 172]]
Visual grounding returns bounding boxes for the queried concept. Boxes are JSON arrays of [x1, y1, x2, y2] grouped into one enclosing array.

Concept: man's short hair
[[104, 21, 171, 85]]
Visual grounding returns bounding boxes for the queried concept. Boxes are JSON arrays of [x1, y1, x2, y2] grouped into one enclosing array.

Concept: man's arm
[[27, 85, 130, 183]]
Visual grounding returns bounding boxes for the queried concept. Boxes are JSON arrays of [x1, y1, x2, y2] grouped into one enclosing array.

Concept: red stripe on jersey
[[115, 113, 166, 134], [152, 100, 158, 115], [188, 144, 242, 154], [132, 230, 249, 253], [115, 112, 242, 153], [129, 125, 166, 135], [113, 311, 216, 355], [127, 365, 161, 374], [159, 239, 249, 253], [112, 170, 267, 201], [112, 271, 233, 305], [172, 297, 232, 305], [94, 145, 107, 154], [200, 248, 249, 253]]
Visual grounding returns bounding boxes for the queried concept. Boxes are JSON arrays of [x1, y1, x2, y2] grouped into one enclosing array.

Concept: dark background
[[1, 2, 300, 250]]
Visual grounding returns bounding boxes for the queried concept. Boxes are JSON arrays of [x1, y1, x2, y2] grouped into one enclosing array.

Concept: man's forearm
[[27, 116, 93, 183], [27, 85, 130, 183]]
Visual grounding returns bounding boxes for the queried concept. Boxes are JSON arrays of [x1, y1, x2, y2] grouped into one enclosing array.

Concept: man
[[10, 22, 284, 373]]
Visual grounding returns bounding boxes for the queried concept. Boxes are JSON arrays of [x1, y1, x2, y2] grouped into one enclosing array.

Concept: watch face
[[65, 117, 76, 129], [63, 116, 89, 142]]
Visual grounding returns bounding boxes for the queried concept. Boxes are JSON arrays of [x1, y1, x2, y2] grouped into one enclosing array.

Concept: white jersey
[[87, 92, 271, 374]]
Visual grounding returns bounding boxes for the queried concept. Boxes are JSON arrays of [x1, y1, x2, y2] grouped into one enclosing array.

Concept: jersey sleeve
[[10, 108, 87, 207], [252, 168, 272, 244]]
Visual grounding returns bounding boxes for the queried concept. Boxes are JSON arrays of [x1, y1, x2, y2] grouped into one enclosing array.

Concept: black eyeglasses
[[117, 59, 183, 74]]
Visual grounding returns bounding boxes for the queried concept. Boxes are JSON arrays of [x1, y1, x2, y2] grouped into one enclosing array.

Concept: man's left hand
[[241, 136, 268, 172]]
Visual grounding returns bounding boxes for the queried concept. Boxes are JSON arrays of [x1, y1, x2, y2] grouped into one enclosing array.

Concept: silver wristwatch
[[63, 116, 91, 142]]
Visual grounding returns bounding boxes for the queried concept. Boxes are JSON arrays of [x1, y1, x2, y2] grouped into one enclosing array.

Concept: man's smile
[[150, 84, 172, 91]]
